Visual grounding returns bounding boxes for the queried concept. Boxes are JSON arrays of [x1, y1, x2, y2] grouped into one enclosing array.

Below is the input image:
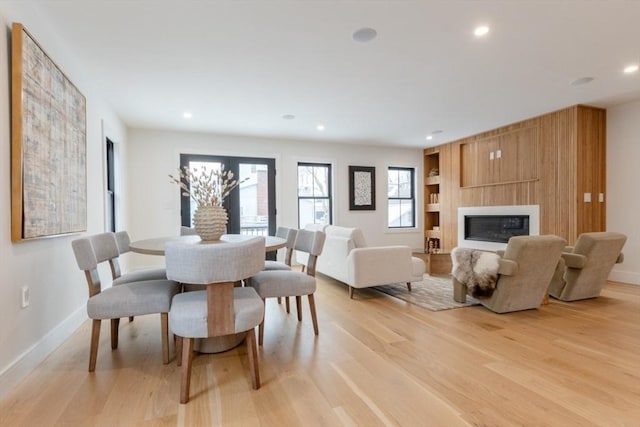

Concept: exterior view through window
[[179, 154, 276, 237], [297, 163, 332, 229], [388, 167, 415, 228]]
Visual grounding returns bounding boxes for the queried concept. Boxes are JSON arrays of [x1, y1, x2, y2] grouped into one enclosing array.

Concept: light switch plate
[[496, 150, 502, 158], [489, 152, 494, 160]]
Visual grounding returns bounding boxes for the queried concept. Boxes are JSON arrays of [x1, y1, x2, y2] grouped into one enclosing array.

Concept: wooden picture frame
[[349, 166, 375, 211], [11, 23, 87, 242]]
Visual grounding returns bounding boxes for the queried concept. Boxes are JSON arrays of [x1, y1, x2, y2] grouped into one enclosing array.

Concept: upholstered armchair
[[453, 235, 566, 313], [548, 232, 626, 301]]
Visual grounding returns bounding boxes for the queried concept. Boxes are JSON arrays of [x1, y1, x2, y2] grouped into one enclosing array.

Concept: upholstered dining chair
[[165, 236, 266, 404], [264, 227, 298, 312], [179, 226, 198, 236], [250, 229, 326, 345], [112, 231, 167, 285], [264, 227, 298, 271], [72, 233, 180, 371], [548, 231, 626, 301]]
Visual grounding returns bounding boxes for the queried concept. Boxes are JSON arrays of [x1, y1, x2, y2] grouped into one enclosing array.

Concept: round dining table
[[129, 233, 287, 256], [128, 233, 287, 353]]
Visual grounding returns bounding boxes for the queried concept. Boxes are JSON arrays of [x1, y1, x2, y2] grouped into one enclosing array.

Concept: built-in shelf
[[424, 149, 442, 252], [425, 176, 440, 185]]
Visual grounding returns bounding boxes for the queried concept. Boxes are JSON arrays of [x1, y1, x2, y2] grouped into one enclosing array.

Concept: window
[[178, 154, 276, 237], [388, 167, 415, 228], [106, 138, 115, 232], [297, 163, 332, 229]]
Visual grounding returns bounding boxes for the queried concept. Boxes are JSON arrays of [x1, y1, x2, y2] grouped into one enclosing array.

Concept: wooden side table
[[413, 251, 452, 275]]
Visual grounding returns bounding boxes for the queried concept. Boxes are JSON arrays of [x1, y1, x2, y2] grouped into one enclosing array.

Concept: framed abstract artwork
[[349, 166, 376, 211], [11, 23, 87, 241]]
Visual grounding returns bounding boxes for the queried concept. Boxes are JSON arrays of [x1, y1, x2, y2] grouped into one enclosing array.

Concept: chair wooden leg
[[296, 296, 302, 321], [245, 329, 261, 389], [110, 318, 120, 350], [258, 297, 266, 346], [180, 338, 194, 404], [258, 320, 265, 346], [129, 316, 134, 322], [277, 296, 282, 304], [407, 282, 412, 292], [176, 336, 183, 366], [161, 313, 169, 364], [89, 319, 101, 372], [349, 286, 354, 299], [308, 294, 319, 335], [285, 296, 290, 313]]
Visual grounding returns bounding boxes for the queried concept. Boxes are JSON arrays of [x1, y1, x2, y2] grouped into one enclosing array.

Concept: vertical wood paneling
[[425, 105, 605, 250]]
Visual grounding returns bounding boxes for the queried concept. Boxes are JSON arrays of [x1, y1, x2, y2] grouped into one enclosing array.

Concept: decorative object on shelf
[[427, 237, 441, 254], [169, 164, 246, 241], [429, 193, 440, 204], [428, 167, 439, 177], [11, 23, 87, 242], [349, 165, 376, 210]]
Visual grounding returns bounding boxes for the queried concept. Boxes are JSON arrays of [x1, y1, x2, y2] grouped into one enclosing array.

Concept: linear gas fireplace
[[458, 205, 540, 250]]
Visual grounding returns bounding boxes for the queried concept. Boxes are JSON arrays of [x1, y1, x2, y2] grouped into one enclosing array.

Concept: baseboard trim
[[609, 269, 640, 285], [0, 306, 86, 401]]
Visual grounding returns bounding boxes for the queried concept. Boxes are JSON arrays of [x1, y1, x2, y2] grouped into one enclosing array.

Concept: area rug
[[373, 274, 480, 311]]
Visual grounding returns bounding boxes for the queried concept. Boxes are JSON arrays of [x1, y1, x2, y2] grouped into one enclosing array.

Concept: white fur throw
[[451, 247, 501, 298]]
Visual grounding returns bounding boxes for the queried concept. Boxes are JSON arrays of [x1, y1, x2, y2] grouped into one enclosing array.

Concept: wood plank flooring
[[2, 274, 640, 426]]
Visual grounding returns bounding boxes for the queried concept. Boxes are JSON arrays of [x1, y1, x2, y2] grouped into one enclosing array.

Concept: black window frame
[[297, 162, 333, 229], [387, 166, 416, 228]]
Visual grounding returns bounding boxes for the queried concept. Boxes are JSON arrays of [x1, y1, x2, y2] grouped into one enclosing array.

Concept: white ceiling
[[30, 0, 640, 148]]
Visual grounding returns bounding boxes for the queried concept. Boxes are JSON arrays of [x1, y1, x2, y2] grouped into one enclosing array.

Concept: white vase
[[193, 206, 228, 241]]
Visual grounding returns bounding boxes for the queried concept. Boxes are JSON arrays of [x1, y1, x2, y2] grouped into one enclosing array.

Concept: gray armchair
[[548, 232, 626, 301], [453, 235, 566, 313]]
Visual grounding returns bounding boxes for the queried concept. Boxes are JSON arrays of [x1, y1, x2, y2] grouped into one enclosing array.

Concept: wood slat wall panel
[[427, 104, 605, 251]]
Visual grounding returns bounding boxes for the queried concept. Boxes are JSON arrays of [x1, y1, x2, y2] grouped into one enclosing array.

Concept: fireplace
[[458, 205, 540, 250]]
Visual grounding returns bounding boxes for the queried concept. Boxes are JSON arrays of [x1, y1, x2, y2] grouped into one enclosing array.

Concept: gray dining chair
[[250, 229, 326, 345], [165, 236, 266, 404], [72, 232, 180, 371], [112, 231, 167, 285], [264, 227, 298, 312]]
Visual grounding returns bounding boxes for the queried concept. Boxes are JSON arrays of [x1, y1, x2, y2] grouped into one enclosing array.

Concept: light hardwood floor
[[2, 274, 640, 426]]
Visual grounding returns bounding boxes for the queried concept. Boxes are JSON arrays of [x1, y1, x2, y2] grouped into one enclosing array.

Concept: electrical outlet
[[489, 151, 494, 160], [21, 286, 29, 308]]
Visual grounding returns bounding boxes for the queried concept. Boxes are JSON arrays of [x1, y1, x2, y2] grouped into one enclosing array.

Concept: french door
[[179, 154, 276, 237]]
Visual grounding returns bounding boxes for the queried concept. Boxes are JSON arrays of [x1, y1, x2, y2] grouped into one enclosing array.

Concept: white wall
[[607, 99, 640, 285], [123, 128, 423, 270], [0, 2, 127, 399]]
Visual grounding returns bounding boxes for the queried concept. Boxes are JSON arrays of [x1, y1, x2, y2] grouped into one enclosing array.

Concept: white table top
[[129, 234, 287, 256]]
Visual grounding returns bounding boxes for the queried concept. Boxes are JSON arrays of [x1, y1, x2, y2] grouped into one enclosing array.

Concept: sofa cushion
[[325, 225, 367, 248]]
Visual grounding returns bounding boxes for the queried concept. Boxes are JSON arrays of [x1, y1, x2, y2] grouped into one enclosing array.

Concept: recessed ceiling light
[[426, 135, 433, 140], [624, 64, 639, 74], [570, 77, 594, 86], [282, 114, 295, 120], [474, 26, 490, 37], [316, 124, 325, 131], [352, 27, 377, 43], [183, 111, 192, 119]]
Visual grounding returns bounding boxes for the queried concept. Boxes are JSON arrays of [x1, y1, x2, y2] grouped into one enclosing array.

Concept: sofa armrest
[[497, 258, 518, 276], [560, 252, 586, 269], [347, 246, 412, 287], [562, 245, 575, 253]]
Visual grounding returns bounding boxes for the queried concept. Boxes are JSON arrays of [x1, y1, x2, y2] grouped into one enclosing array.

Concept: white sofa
[[297, 225, 425, 298]]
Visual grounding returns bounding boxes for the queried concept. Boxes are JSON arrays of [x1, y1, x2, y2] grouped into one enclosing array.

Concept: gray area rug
[[373, 274, 480, 311]]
